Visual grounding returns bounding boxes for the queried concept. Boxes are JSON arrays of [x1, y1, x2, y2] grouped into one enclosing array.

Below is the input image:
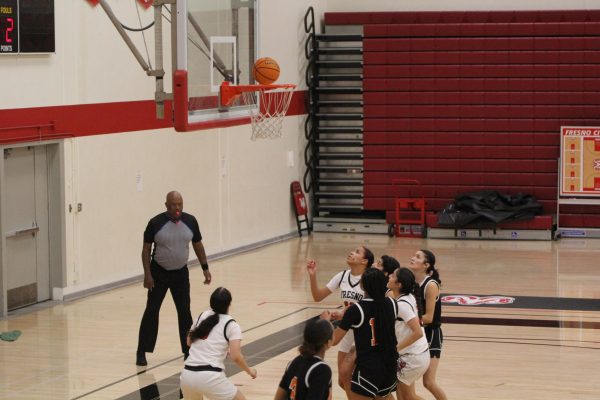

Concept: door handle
[[5, 224, 40, 238]]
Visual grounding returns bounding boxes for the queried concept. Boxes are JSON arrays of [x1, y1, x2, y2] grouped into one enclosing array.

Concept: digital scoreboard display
[[0, 0, 17, 53], [1, 0, 54, 54]]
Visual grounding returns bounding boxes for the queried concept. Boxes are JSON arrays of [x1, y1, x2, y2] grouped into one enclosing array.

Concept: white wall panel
[[61, 117, 305, 294]]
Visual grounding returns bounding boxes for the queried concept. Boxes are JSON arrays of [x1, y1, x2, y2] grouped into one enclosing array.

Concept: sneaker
[[136, 351, 147, 366]]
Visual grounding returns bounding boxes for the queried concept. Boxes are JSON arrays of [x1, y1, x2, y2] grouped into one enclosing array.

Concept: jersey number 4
[[369, 317, 377, 346], [289, 376, 298, 399]]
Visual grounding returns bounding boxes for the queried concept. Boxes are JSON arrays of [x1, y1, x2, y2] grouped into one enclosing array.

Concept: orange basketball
[[253, 57, 280, 85]]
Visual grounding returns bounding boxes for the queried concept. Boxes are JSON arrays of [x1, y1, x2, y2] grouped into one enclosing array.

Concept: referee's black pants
[[137, 261, 193, 355]]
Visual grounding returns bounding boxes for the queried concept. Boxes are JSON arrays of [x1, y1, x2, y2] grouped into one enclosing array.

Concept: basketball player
[[321, 268, 398, 400], [374, 254, 400, 277], [274, 319, 334, 400], [408, 250, 447, 400], [180, 287, 256, 400], [387, 268, 430, 400], [306, 246, 374, 391]]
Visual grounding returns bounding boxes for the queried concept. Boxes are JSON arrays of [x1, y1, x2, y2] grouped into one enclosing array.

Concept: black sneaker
[[136, 351, 147, 366]]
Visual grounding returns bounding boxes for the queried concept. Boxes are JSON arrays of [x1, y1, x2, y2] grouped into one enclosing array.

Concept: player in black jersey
[[408, 249, 448, 400], [275, 319, 334, 400], [321, 268, 398, 400]]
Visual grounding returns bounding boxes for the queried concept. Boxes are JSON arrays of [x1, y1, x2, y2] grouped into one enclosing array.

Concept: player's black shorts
[[425, 325, 443, 358], [350, 364, 397, 398]]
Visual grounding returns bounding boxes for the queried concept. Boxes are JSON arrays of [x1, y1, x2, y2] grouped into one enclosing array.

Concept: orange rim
[[220, 81, 296, 106]]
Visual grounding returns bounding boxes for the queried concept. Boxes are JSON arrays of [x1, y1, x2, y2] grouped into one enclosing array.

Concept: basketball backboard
[[173, 0, 258, 131]]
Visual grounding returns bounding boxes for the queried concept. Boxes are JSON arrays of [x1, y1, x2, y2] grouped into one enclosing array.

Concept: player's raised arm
[[307, 260, 333, 302]]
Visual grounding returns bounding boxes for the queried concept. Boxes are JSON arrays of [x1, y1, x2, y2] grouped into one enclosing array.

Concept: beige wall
[[1, 1, 320, 298]]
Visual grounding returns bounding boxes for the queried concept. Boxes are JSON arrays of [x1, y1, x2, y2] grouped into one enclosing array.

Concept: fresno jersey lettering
[[326, 270, 364, 307]]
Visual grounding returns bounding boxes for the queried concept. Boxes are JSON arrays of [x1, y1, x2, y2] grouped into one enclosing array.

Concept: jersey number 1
[[369, 317, 377, 346]]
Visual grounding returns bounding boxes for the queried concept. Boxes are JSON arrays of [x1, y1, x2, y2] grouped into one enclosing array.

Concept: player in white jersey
[[306, 246, 374, 392], [388, 267, 430, 400], [180, 287, 256, 400]]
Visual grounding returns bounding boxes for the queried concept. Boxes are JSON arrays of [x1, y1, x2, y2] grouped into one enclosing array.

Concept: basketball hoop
[[220, 82, 296, 140]]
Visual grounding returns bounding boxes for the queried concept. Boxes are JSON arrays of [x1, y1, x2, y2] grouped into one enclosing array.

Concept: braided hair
[[189, 287, 232, 342], [421, 249, 441, 285], [360, 268, 398, 365]]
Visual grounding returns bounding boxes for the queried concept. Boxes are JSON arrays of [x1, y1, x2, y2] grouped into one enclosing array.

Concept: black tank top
[[420, 276, 442, 327], [278, 355, 331, 400], [339, 298, 399, 369]]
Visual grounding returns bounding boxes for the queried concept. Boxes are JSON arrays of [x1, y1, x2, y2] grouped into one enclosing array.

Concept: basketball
[[253, 57, 280, 85]]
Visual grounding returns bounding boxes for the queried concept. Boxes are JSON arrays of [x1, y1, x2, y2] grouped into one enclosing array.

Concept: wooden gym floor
[[1, 232, 599, 399]]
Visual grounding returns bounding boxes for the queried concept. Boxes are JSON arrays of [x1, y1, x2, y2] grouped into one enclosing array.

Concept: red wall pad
[[326, 9, 600, 229], [325, 10, 600, 26]]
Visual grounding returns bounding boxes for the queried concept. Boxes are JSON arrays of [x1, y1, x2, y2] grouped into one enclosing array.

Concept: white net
[[241, 87, 294, 140]]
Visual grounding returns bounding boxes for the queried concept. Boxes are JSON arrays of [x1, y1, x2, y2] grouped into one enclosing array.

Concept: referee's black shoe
[[136, 351, 147, 366]]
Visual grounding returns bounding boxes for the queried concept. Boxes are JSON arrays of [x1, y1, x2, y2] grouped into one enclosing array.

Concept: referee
[[136, 191, 212, 366]]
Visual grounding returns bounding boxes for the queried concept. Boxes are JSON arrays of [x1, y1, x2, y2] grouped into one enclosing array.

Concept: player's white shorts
[[338, 329, 355, 353], [180, 369, 237, 400], [396, 351, 430, 385]]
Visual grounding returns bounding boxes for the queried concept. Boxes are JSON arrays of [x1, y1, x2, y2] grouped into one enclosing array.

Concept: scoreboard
[[1, 0, 54, 54], [0, 0, 17, 53]]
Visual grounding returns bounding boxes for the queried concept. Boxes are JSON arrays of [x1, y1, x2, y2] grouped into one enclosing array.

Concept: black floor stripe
[[442, 293, 600, 311], [445, 315, 600, 329], [447, 335, 600, 344], [446, 338, 600, 351], [445, 309, 600, 320]]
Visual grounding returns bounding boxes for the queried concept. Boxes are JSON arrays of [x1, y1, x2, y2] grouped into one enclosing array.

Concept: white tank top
[[394, 294, 429, 354], [326, 269, 365, 306]]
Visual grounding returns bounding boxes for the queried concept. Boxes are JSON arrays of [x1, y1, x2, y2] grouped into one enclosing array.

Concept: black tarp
[[437, 190, 543, 228]]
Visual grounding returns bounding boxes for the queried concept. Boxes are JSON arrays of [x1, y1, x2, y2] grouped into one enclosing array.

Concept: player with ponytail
[[321, 268, 398, 399], [408, 250, 447, 400], [388, 267, 430, 400], [275, 319, 334, 400], [306, 245, 374, 391], [181, 287, 256, 400]]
